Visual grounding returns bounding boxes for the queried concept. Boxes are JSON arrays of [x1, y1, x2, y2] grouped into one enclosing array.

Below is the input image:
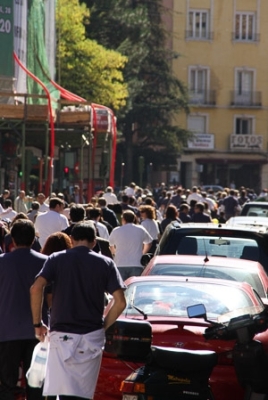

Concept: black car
[[142, 222, 268, 274]]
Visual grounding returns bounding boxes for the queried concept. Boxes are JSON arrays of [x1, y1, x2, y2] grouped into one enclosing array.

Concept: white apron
[[43, 328, 105, 399]]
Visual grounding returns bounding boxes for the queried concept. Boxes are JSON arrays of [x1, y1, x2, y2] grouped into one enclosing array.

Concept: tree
[[56, 0, 128, 110], [83, 0, 189, 183]]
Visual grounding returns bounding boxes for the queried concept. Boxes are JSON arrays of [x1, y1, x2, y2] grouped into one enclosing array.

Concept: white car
[[226, 216, 268, 232]]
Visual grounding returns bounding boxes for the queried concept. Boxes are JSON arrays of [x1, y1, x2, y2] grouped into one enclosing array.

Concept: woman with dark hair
[[40, 231, 73, 381], [160, 204, 182, 233]]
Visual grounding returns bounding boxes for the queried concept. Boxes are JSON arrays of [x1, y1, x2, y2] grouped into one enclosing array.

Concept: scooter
[[116, 304, 268, 400], [106, 318, 218, 400], [120, 345, 218, 400], [187, 303, 268, 400]]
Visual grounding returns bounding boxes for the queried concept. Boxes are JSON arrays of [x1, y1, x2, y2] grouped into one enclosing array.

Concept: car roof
[[226, 216, 268, 231], [162, 221, 268, 235], [147, 254, 263, 271]]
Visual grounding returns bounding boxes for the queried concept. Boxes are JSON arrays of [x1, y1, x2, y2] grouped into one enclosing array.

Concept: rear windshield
[[242, 206, 268, 217], [175, 236, 259, 259], [156, 227, 268, 274], [124, 281, 256, 319], [147, 263, 266, 298]]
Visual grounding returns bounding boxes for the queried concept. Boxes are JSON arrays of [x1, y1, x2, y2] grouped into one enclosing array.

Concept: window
[[189, 67, 216, 105], [237, 70, 253, 95], [189, 68, 208, 103], [188, 115, 207, 134], [188, 10, 210, 39], [235, 117, 253, 135], [235, 69, 254, 105], [235, 12, 256, 41]]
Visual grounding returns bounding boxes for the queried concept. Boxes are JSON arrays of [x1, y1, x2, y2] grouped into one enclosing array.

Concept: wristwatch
[[33, 322, 42, 328]]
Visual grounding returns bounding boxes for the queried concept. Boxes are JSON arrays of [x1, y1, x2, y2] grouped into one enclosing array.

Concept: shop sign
[[94, 108, 110, 133], [0, 0, 13, 77], [230, 134, 263, 150], [187, 133, 214, 149]]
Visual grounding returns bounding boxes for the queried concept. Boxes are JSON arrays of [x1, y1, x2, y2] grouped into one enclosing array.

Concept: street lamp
[[120, 162, 125, 189], [80, 133, 90, 202]]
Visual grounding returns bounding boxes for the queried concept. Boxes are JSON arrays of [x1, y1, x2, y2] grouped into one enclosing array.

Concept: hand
[[34, 324, 48, 342]]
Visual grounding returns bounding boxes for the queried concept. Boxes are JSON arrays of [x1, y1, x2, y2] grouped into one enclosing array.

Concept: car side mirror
[[187, 304, 207, 319], [140, 253, 153, 267]]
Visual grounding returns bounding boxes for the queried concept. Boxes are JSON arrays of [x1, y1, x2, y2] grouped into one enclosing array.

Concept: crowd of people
[[0, 181, 262, 399]]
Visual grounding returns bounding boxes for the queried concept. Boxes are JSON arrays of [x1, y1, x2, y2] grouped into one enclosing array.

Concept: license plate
[[122, 395, 138, 400]]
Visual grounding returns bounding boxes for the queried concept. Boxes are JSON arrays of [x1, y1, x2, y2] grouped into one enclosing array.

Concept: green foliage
[[83, 0, 189, 154], [56, 0, 128, 109]]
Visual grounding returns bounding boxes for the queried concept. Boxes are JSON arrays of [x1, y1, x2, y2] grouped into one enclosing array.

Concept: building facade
[[171, 0, 268, 191]]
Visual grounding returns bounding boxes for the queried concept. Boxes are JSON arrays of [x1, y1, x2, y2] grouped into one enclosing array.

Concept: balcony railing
[[189, 90, 216, 106], [185, 31, 214, 40], [230, 134, 263, 150], [230, 91, 262, 107], [232, 32, 260, 42]]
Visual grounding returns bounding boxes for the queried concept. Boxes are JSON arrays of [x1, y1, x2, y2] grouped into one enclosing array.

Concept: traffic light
[[63, 166, 69, 178]]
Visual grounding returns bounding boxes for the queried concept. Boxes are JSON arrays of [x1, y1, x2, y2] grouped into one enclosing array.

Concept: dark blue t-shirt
[[38, 246, 126, 334], [0, 248, 48, 342]]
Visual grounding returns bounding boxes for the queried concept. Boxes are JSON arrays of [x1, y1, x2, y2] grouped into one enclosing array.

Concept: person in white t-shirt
[[0, 199, 17, 221], [87, 207, 110, 240], [186, 186, 203, 204], [139, 205, 160, 253], [109, 210, 152, 280], [36, 192, 49, 213], [34, 197, 69, 248], [124, 182, 136, 197], [103, 186, 119, 205]]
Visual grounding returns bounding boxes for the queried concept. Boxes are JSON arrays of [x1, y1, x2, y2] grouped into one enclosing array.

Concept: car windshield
[[147, 264, 265, 298], [175, 236, 259, 260], [124, 281, 258, 319]]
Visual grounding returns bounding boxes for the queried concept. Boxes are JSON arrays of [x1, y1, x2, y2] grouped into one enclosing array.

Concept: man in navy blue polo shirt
[[30, 221, 126, 400], [0, 219, 47, 400]]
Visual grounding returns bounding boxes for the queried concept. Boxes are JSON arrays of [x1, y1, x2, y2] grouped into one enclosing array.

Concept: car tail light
[[120, 381, 146, 394], [218, 350, 233, 365]]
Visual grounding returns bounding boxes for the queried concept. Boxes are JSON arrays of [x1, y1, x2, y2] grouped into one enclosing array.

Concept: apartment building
[[171, 0, 268, 191]]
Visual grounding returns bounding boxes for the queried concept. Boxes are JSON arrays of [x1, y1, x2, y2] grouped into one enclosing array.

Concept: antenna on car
[[202, 237, 209, 264]]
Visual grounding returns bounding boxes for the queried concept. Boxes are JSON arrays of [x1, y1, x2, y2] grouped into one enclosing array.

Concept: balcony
[[185, 31, 214, 41], [230, 91, 262, 108], [232, 32, 260, 43], [189, 90, 216, 106], [230, 134, 263, 151]]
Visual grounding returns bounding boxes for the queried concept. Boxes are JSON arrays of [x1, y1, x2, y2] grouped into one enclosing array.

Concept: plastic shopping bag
[[26, 338, 48, 388]]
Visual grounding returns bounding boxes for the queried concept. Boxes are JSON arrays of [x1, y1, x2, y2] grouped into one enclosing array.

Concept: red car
[[141, 254, 268, 301], [95, 275, 268, 400]]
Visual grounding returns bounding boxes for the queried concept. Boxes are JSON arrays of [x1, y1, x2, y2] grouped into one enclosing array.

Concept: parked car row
[[97, 206, 268, 400], [97, 275, 267, 400]]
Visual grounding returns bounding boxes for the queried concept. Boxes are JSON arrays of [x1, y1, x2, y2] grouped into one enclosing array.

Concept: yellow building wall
[[173, 0, 268, 154]]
